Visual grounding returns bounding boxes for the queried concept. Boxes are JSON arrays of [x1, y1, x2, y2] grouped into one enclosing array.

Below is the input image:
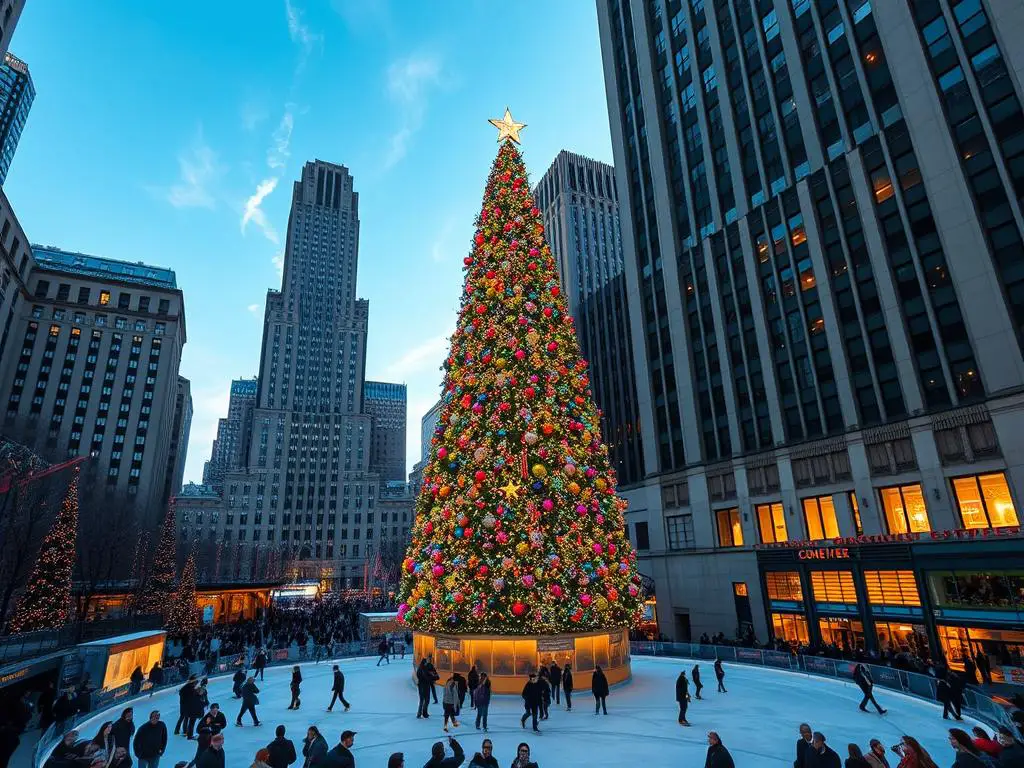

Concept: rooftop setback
[[31, 245, 177, 289]]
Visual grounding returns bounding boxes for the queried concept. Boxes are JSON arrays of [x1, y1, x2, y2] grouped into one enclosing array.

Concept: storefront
[[81, 582, 278, 624], [757, 528, 1024, 680]]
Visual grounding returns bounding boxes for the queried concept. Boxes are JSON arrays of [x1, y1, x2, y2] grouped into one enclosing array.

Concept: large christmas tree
[[397, 112, 643, 635], [7, 471, 79, 634]]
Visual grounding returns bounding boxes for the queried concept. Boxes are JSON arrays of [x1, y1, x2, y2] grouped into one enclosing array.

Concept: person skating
[[236, 677, 260, 727], [253, 650, 268, 682], [468, 667, 479, 710], [865, 739, 891, 768], [111, 709, 135, 752], [266, 725, 297, 768], [301, 727, 328, 768], [288, 667, 302, 711], [714, 659, 726, 693], [537, 668, 550, 721], [443, 677, 461, 732], [467, 738, 498, 768], [562, 664, 573, 711], [185, 681, 205, 740], [995, 727, 1024, 768], [454, 672, 468, 715], [592, 665, 609, 715], [853, 664, 886, 715], [426, 656, 440, 705], [705, 732, 734, 768], [676, 670, 691, 726], [196, 733, 225, 768], [473, 673, 491, 732], [206, 704, 227, 733], [232, 669, 246, 700], [175, 679, 196, 737], [510, 743, 538, 768], [376, 639, 390, 667], [796, 724, 815, 768], [188, 717, 214, 768], [548, 663, 561, 706], [938, 673, 964, 721], [416, 659, 436, 719], [520, 672, 543, 732], [692, 664, 703, 700], [327, 665, 350, 712], [808, 732, 841, 768], [323, 730, 355, 768], [963, 656, 978, 687], [424, 736, 465, 768], [132, 712, 167, 768], [52, 688, 77, 734]]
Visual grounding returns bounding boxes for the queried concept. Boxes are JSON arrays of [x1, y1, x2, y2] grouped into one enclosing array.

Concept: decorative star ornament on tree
[[489, 107, 526, 144], [500, 480, 523, 501]]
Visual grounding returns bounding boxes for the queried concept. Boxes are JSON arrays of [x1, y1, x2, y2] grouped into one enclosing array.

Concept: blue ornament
[[531, 481, 544, 492], [449, 462, 459, 471], [498, 429, 507, 436], [478, 393, 487, 401], [455, 526, 464, 538]]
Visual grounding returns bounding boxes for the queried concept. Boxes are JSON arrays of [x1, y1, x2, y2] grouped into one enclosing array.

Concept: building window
[[772, 613, 809, 645], [810, 571, 858, 603], [802, 496, 840, 540], [99, 290, 110, 305], [756, 503, 788, 544], [951, 473, 1019, 529], [733, 582, 748, 597], [849, 492, 863, 536], [666, 514, 695, 549], [879, 484, 931, 534], [715, 508, 743, 547], [634, 522, 650, 551], [765, 571, 803, 602], [864, 570, 921, 607]]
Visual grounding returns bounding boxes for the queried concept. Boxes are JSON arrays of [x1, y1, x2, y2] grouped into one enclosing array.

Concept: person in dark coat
[[46, 730, 83, 768], [468, 738, 498, 768], [548, 662, 562, 705], [714, 659, 727, 693], [188, 718, 213, 768], [376, 639, 390, 666], [206, 704, 227, 732], [236, 677, 260, 727], [323, 731, 355, 768], [416, 659, 435, 719], [232, 670, 246, 700], [38, 682, 57, 734], [846, 744, 871, 768], [196, 733, 225, 768], [185, 681, 205, 740], [975, 651, 992, 686], [808, 732, 842, 768], [253, 650, 267, 681], [302, 727, 328, 768], [111, 709, 135, 752], [676, 670, 691, 725], [0, 692, 31, 768], [472, 674, 491, 732], [706, 732, 735, 768], [938, 673, 963, 720], [424, 736, 464, 768], [853, 665, 886, 715], [266, 725, 297, 768], [53, 689, 77, 734], [426, 657, 440, 704], [467, 667, 480, 710], [132, 711, 167, 768], [148, 663, 165, 695], [796, 723, 814, 768], [692, 664, 704, 700], [592, 665, 609, 715], [519, 673, 542, 733], [536, 668, 550, 721], [327, 665, 350, 712], [453, 672, 468, 715], [129, 668, 145, 696], [175, 679, 196, 736], [288, 667, 302, 711], [562, 664, 574, 711], [75, 677, 94, 716], [962, 656, 978, 687]]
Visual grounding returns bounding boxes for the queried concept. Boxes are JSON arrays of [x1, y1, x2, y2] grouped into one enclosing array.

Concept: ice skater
[[442, 676, 461, 732], [327, 664, 350, 712], [692, 664, 703, 700], [714, 658, 727, 693], [562, 663, 573, 711], [253, 649, 267, 681], [520, 672, 542, 732], [853, 664, 886, 715], [417, 658, 438, 719], [235, 676, 260, 727], [288, 666, 301, 710], [938, 672, 964, 721], [376, 638, 390, 666], [706, 732, 735, 768], [676, 670, 691, 726], [592, 665, 609, 715], [473, 672, 491, 732], [424, 736, 464, 768], [537, 667, 550, 720], [468, 665, 479, 709], [548, 662, 562, 706]]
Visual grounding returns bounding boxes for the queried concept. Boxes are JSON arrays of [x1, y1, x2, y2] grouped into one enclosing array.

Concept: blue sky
[[6, 0, 615, 483]]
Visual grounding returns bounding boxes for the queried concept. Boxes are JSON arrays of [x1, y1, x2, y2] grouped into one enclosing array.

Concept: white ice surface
[[62, 655, 979, 768]]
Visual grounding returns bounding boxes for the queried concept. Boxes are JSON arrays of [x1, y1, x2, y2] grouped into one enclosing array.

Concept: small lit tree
[[167, 554, 198, 635], [138, 502, 177, 617]]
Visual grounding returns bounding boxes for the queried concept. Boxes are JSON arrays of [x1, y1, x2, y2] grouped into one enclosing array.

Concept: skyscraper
[[598, 0, 1024, 661], [202, 377, 257, 489], [188, 160, 385, 588], [363, 380, 407, 482], [164, 375, 192, 500], [0, 2, 25, 62], [534, 150, 643, 486], [0, 51, 33, 185]]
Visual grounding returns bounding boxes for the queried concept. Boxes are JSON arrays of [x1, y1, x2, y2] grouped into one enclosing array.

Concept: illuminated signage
[[755, 525, 1022, 551], [798, 548, 850, 560]]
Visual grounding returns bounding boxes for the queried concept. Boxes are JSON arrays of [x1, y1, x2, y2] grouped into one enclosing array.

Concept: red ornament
[[476, 305, 487, 315], [464, 257, 473, 266], [543, 307, 553, 317], [474, 233, 485, 245], [474, 470, 487, 483], [551, 286, 560, 297], [512, 601, 526, 616], [546, 341, 557, 353], [463, 527, 473, 538]]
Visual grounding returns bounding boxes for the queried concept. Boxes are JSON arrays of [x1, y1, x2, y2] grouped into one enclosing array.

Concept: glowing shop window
[[772, 613, 809, 645], [756, 502, 788, 544], [952, 473, 1019, 529], [849, 492, 863, 536], [810, 570, 858, 603], [716, 508, 744, 547], [864, 570, 921, 606], [802, 496, 840, 540], [765, 571, 803, 602], [880, 484, 931, 534]]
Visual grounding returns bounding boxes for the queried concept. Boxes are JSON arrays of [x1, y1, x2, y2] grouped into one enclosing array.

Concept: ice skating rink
[[63, 656, 980, 767]]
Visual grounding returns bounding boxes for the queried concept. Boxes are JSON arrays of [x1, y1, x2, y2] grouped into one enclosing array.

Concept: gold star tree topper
[[489, 108, 526, 143]]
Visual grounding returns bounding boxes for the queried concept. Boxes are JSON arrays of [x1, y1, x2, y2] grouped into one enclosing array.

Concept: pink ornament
[[596, 514, 604, 524], [575, 504, 587, 516], [497, 531, 509, 544], [586, 467, 597, 478], [529, 247, 539, 256], [580, 594, 592, 606], [550, 584, 563, 597], [542, 498, 554, 511], [432, 564, 444, 577], [628, 585, 639, 597], [515, 349, 526, 360], [608, 543, 617, 555], [522, 574, 535, 587], [437, 447, 448, 459], [472, 403, 483, 414], [593, 543, 603, 555]]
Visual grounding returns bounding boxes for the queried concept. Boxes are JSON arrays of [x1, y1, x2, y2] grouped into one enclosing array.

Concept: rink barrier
[[32, 639, 382, 768], [630, 641, 1018, 733]]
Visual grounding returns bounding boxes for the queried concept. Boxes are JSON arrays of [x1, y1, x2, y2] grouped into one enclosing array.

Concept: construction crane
[[0, 450, 98, 494]]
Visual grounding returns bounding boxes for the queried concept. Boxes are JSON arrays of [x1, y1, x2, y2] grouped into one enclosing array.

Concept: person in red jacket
[[971, 728, 1002, 758]]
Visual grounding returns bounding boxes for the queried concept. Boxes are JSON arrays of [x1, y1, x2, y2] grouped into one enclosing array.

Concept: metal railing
[[630, 641, 1018, 733]]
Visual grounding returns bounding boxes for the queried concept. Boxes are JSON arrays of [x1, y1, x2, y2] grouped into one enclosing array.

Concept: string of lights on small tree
[[6, 470, 79, 633], [138, 502, 178, 618], [166, 553, 199, 635]]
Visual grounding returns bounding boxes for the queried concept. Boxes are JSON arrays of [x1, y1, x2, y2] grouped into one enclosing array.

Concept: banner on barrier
[[803, 657, 837, 675], [763, 650, 793, 668], [735, 648, 763, 663]]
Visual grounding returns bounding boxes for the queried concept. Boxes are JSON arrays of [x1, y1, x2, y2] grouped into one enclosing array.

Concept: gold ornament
[[489, 107, 527, 143], [500, 480, 523, 500]]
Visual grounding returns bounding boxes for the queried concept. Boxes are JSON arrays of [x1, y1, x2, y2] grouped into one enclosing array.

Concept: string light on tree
[[139, 502, 178, 618], [396, 110, 643, 635], [167, 553, 199, 635]]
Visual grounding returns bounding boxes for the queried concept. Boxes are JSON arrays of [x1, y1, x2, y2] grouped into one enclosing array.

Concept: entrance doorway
[[733, 582, 753, 637]]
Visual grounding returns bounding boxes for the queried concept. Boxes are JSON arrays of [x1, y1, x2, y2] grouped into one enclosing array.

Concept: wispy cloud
[[384, 54, 443, 169], [285, 0, 323, 68], [247, 303, 261, 314], [386, 333, 450, 378], [241, 102, 268, 132], [158, 130, 222, 209], [267, 107, 295, 170], [272, 250, 286, 276], [241, 178, 280, 243]]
